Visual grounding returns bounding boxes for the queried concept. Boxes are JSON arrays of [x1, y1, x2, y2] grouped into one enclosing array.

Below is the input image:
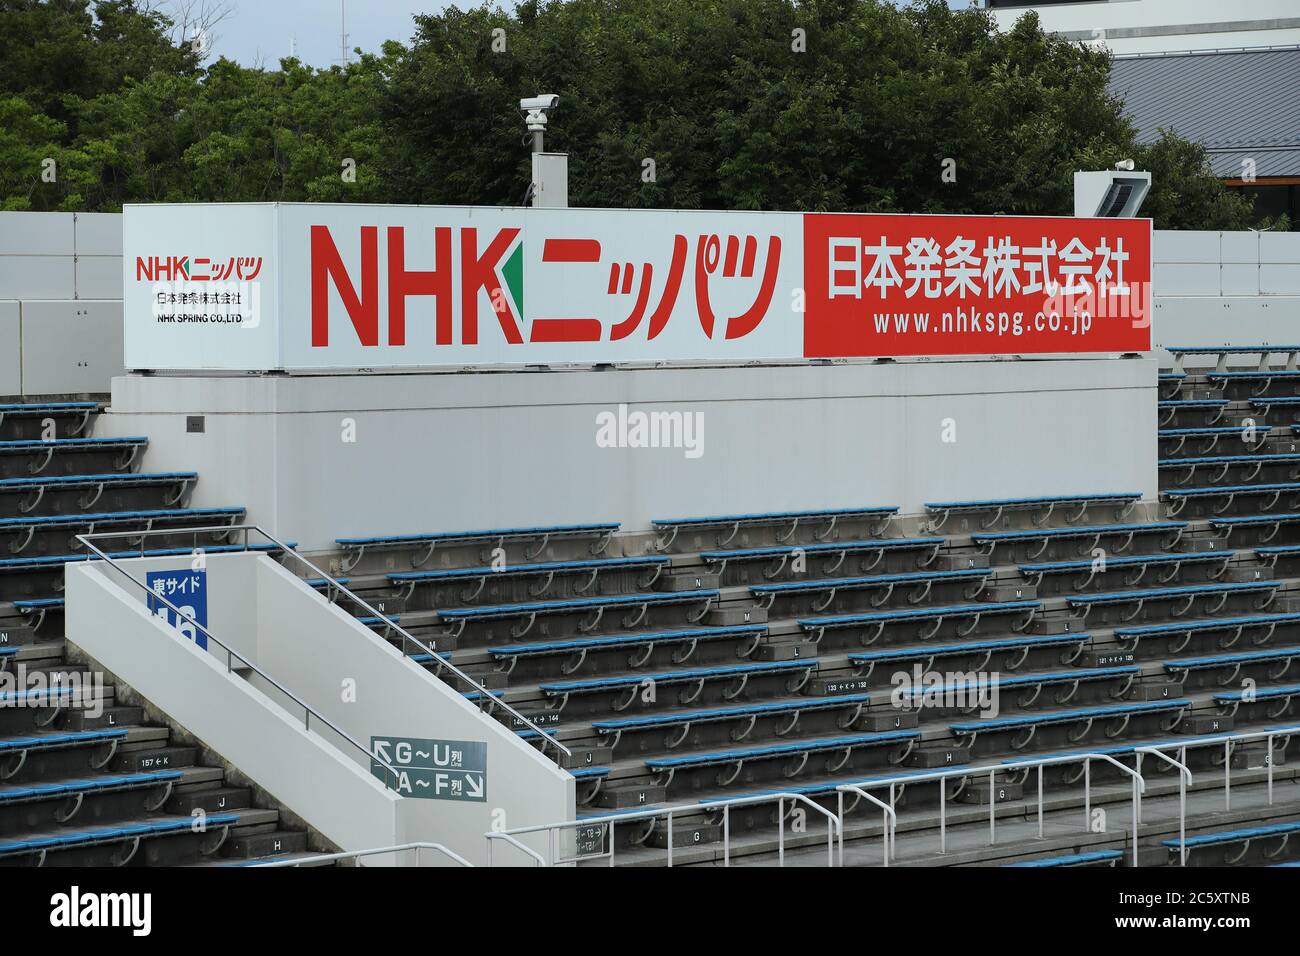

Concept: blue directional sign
[[146, 569, 209, 650], [370, 736, 487, 802]]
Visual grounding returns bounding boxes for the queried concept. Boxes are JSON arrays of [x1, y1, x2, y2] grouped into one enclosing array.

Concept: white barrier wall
[[66, 552, 572, 865], [0, 211, 125, 396], [1151, 230, 1300, 364], [98, 356, 1158, 552], [65, 556, 403, 856]]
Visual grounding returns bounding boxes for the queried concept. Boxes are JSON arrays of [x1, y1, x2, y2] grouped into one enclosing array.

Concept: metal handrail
[[74, 528, 406, 790], [485, 790, 841, 867], [835, 786, 897, 867], [834, 752, 1147, 866], [484, 832, 547, 867], [74, 524, 571, 761], [1134, 723, 1300, 864], [1135, 748, 1193, 867], [249, 842, 473, 867]]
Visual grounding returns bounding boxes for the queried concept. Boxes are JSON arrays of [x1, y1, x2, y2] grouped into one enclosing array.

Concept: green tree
[[380, 0, 1271, 228], [0, 0, 1281, 229]]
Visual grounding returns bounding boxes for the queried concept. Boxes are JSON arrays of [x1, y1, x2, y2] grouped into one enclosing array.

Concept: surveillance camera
[[1114, 159, 1135, 171], [519, 94, 560, 114]]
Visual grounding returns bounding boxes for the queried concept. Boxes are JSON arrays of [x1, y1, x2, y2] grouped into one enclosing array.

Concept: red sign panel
[[803, 214, 1152, 357]]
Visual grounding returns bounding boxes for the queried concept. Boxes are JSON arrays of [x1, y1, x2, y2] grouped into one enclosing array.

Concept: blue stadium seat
[[1208, 370, 1300, 397], [12, 598, 64, 632], [1159, 426, 1270, 457], [336, 521, 620, 571], [1163, 482, 1300, 517], [1005, 849, 1123, 867], [0, 403, 99, 439], [651, 506, 897, 550], [0, 541, 286, 576], [0, 728, 128, 754], [1209, 512, 1300, 543], [1161, 820, 1300, 864], [1162, 647, 1300, 683], [644, 730, 920, 785], [924, 492, 1140, 531], [1159, 454, 1300, 486], [0, 436, 149, 473], [847, 633, 1089, 678], [0, 770, 182, 805], [488, 623, 766, 671], [1114, 611, 1300, 654], [750, 567, 992, 611], [800, 599, 1041, 645], [1158, 371, 1186, 398], [1066, 580, 1279, 622], [1167, 344, 1300, 368], [1257, 544, 1300, 568], [970, 521, 1185, 560], [0, 401, 100, 415], [0, 472, 198, 512], [1250, 397, 1300, 415], [0, 813, 241, 859], [539, 659, 818, 709], [0, 506, 245, 555], [892, 666, 1138, 709], [699, 536, 944, 577], [388, 555, 670, 603], [436, 589, 720, 639], [1157, 399, 1228, 427], [1018, 551, 1233, 589], [950, 698, 1191, 749], [591, 694, 873, 746], [1214, 683, 1300, 719]]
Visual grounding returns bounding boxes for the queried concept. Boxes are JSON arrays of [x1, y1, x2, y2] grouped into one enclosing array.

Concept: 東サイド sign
[[123, 202, 1152, 371], [146, 568, 209, 650], [370, 735, 487, 802]]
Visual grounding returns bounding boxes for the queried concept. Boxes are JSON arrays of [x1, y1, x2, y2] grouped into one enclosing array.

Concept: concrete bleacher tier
[[14, 345, 1300, 867], [0, 400, 318, 866], [316, 417, 1300, 865]]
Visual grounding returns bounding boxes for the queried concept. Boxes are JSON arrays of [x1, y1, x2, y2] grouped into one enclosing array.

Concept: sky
[[173, 0, 974, 69]]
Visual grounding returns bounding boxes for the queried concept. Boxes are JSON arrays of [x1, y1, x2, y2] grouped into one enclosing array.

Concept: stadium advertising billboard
[[124, 203, 1151, 371]]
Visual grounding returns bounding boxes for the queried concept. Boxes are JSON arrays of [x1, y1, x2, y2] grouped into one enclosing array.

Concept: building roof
[[1108, 46, 1300, 178]]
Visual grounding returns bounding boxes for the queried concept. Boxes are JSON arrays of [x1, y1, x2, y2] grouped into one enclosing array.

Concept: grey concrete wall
[[1150, 230, 1300, 366], [249, 556, 572, 864], [0, 212, 124, 396], [98, 357, 1159, 552]]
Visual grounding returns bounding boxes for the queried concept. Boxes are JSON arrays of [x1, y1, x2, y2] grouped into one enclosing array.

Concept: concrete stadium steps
[[588, 772, 1300, 868], [319, 446, 1300, 865], [0, 397, 317, 867]]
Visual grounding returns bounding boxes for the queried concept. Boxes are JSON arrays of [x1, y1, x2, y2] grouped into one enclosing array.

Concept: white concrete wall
[[987, 0, 1300, 54], [248, 556, 572, 864], [0, 212, 124, 396], [65, 552, 571, 865], [65, 558, 403, 856], [98, 357, 1158, 552], [1151, 230, 1300, 365]]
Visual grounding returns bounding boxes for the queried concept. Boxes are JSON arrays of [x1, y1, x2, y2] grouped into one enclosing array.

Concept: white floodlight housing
[[1074, 169, 1152, 218]]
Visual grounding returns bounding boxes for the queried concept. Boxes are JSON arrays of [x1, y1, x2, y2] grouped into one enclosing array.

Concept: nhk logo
[[310, 224, 524, 348], [309, 223, 785, 349], [135, 255, 264, 283]]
